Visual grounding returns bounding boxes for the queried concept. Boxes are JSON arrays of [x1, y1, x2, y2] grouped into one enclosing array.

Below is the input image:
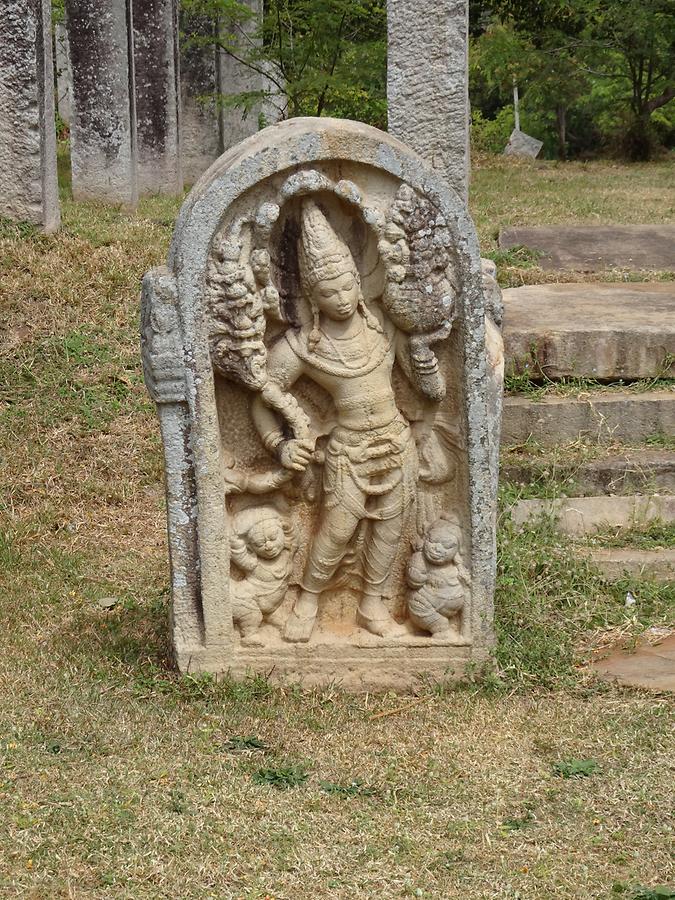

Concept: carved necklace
[[286, 321, 391, 378], [320, 318, 372, 370]]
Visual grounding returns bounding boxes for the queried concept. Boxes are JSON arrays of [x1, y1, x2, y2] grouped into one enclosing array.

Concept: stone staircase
[[500, 281, 675, 584]]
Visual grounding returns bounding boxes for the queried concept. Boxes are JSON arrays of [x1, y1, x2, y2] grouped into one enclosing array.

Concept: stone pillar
[[132, 0, 182, 196], [65, 0, 138, 207], [179, 2, 264, 184], [218, 0, 265, 146], [178, 10, 222, 184], [387, 0, 470, 202], [0, 0, 60, 232], [55, 22, 72, 127]]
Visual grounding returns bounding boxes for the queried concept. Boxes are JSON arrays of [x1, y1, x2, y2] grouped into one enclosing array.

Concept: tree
[[585, 0, 674, 159], [180, 0, 387, 127], [486, 0, 675, 160]]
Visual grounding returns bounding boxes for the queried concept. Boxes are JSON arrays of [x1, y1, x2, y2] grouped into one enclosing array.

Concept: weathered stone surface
[[589, 548, 675, 582], [55, 22, 72, 126], [499, 225, 675, 272], [387, 0, 469, 202], [503, 129, 543, 158], [589, 633, 675, 692], [179, 2, 264, 185], [178, 9, 221, 184], [502, 390, 674, 447], [503, 283, 675, 380], [132, 0, 182, 196], [141, 117, 498, 689], [66, 0, 138, 206], [511, 494, 675, 536], [502, 449, 675, 496], [0, 0, 59, 231]]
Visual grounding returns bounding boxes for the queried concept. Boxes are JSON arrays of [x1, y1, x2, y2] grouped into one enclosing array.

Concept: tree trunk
[[556, 104, 567, 161]]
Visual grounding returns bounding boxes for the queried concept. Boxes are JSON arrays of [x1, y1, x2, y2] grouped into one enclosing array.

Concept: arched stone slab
[[142, 117, 498, 690]]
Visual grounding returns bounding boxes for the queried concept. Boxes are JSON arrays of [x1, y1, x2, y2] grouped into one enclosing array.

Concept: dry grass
[[471, 155, 675, 287], [0, 153, 674, 898]]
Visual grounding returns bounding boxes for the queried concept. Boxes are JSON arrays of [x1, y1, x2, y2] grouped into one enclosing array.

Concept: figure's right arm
[[251, 337, 314, 472], [251, 337, 304, 453]]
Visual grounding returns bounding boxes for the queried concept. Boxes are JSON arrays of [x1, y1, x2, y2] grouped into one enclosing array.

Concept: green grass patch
[[588, 520, 675, 550], [553, 758, 600, 778], [252, 764, 311, 790], [494, 508, 674, 689]]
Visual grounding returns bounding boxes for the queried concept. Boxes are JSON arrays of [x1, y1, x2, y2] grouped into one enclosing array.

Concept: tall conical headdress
[[298, 200, 358, 293]]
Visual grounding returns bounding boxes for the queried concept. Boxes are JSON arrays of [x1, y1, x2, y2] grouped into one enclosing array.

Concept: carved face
[[313, 271, 359, 321], [423, 527, 459, 565], [247, 518, 286, 560]]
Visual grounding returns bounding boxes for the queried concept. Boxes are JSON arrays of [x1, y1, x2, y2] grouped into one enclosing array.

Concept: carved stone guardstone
[[142, 118, 499, 690]]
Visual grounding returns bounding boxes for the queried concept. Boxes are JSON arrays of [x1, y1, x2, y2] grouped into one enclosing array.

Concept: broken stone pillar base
[[0, 0, 59, 232], [142, 118, 498, 691]]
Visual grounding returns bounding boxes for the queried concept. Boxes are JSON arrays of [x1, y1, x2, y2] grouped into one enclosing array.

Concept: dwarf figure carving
[[406, 516, 470, 638], [230, 505, 295, 643]]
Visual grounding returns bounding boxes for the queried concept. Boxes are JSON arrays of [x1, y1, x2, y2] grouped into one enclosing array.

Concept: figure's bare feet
[[241, 631, 266, 647], [356, 596, 406, 639], [283, 590, 318, 643], [430, 626, 452, 641]]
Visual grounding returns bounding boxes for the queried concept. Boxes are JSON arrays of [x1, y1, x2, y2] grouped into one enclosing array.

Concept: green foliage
[[319, 779, 378, 797], [613, 884, 675, 898], [552, 758, 599, 778], [470, 0, 675, 160], [225, 735, 270, 752], [51, 0, 65, 25], [252, 764, 310, 789], [181, 0, 387, 126], [471, 107, 515, 154]]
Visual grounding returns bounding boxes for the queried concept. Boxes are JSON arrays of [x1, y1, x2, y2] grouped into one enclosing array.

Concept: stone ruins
[[1, 0, 60, 232], [142, 117, 501, 689], [387, 0, 470, 202], [1, 1, 267, 226]]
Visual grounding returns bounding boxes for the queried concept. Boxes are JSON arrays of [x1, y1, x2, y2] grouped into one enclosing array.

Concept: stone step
[[510, 494, 675, 536], [499, 224, 675, 272], [502, 282, 675, 380], [502, 389, 674, 447], [588, 632, 675, 692], [588, 548, 675, 582], [501, 449, 675, 496]]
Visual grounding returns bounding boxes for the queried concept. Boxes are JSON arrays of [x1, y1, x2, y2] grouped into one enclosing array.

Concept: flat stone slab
[[499, 225, 675, 271], [511, 494, 675, 536], [590, 548, 675, 581], [502, 389, 674, 447], [589, 633, 675, 692], [502, 449, 675, 496], [503, 283, 675, 380]]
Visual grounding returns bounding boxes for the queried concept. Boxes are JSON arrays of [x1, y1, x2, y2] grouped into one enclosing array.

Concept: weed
[[587, 520, 675, 550], [645, 432, 675, 450], [319, 779, 379, 798], [613, 885, 675, 899], [225, 736, 270, 753], [501, 811, 535, 832], [252, 764, 310, 790], [553, 758, 599, 778]]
